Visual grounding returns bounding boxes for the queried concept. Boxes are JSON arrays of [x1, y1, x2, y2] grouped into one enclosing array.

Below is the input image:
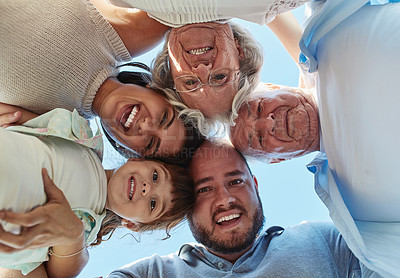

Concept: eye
[[229, 179, 244, 186], [211, 73, 228, 84], [146, 137, 155, 151], [159, 111, 167, 126], [258, 135, 263, 147], [196, 187, 212, 195], [184, 79, 198, 86], [257, 102, 262, 115], [150, 197, 156, 211], [152, 170, 158, 182]]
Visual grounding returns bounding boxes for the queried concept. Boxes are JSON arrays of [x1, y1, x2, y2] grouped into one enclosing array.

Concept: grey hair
[[150, 21, 263, 137]]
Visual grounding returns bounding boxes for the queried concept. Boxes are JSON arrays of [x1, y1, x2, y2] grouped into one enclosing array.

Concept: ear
[[121, 219, 140, 232], [235, 38, 245, 60], [253, 175, 259, 191]]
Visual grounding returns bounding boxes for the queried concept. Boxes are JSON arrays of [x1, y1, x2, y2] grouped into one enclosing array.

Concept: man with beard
[[108, 140, 363, 277]]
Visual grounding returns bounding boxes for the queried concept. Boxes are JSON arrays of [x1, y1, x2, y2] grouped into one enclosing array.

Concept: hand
[[0, 169, 84, 253], [0, 110, 21, 128]]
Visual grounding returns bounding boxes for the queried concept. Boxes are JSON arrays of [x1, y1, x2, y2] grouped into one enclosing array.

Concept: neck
[[207, 246, 252, 264], [92, 78, 119, 116], [105, 169, 114, 184], [104, 169, 115, 209]]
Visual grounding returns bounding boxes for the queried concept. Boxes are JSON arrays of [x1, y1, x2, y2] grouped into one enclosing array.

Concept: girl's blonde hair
[[91, 161, 194, 246]]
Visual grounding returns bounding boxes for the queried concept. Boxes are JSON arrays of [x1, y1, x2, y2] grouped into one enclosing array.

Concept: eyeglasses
[[174, 68, 240, 93]]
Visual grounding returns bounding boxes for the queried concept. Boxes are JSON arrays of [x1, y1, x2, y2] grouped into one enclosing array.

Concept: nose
[[215, 186, 236, 208], [191, 63, 212, 81], [255, 113, 275, 134], [138, 117, 158, 135], [141, 181, 151, 196]]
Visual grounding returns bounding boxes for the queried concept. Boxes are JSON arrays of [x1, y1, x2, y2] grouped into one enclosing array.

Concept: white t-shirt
[[0, 127, 107, 272], [109, 0, 310, 26]]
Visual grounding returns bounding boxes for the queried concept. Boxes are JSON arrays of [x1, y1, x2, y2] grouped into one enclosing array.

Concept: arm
[[0, 102, 38, 127], [267, 11, 303, 65], [0, 265, 48, 278], [91, 0, 170, 57], [0, 169, 88, 278], [267, 12, 316, 89]]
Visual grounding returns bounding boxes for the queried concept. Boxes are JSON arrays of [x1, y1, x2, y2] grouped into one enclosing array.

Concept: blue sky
[[80, 6, 331, 277]]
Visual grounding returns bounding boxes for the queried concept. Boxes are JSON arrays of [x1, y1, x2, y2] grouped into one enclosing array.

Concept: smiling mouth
[[128, 176, 136, 200], [188, 46, 212, 55], [120, 105, 139, 130], [272, 106, 293, 142], [216, 214, 241, 225]]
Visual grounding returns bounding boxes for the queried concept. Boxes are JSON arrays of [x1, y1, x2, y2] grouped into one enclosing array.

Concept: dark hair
[[91, 160, 195, 246], [103, 62, 205, 166]]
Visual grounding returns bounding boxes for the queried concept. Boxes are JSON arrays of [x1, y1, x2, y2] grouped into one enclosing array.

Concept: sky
[[79, 6, 332, 277]]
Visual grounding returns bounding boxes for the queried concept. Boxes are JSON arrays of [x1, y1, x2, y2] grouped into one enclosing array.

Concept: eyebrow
[[245, 102, 253, 149], [194, 170, 244, 188], [154, 199, 167, 219], [164, 108, 176, 129], [150, 138, 161, 157], [247, 132, 253, 150], [246, 102, 251, 118], [194, 177, 214, 188], [225, 170, 244, 178]]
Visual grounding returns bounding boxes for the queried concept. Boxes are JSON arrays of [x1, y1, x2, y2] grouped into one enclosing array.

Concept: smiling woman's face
[[167, 22, 243, 117], [230, 84, 320, 160], [94, 80, 186, 158]]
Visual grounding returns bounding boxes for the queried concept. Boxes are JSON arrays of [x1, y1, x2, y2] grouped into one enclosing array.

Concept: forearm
[[267, 11, 303, 64], [45, 231, 89, 278], [91, 0, 170, 57], [0, 102, 38, 124]]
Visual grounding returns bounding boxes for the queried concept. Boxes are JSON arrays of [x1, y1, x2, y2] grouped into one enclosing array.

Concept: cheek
[[179, 93, 197, 108]]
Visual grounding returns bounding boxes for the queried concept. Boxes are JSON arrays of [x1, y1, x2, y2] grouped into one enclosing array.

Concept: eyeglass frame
[[173, 68, 240, 93]]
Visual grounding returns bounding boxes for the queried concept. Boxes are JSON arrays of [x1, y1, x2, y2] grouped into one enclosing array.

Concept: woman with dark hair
[[0, 0, 204, 161]]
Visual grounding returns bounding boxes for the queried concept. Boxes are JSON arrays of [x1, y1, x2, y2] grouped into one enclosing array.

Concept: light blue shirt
[[308, 154, 400, 278], [108, 222, 361, 278], [299, 0, 400, 72], [301, 1, 400, 277]]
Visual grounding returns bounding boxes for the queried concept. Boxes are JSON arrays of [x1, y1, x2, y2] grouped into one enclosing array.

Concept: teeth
[[188, 47, 211, 55], [129, 177, 135, 200], [217, 214, 240, 224], [124, 106, 139, 128]]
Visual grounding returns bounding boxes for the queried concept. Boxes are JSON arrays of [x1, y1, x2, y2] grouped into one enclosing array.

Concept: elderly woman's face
[[96, 82, 186, 158], [168, 23, 243, 117], [230, 84, 320, 160]]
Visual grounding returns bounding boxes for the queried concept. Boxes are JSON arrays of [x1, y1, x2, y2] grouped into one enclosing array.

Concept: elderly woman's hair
[[151, 21, 263, 136], [102, 62, 205, 166]]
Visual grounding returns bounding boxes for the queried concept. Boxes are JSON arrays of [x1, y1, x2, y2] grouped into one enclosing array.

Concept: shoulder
[[277, 221, 342, 247], [108, 249, 186, 278]]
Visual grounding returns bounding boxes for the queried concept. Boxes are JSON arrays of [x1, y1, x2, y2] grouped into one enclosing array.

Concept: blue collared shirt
[[108, 222, 361, 277], [299, 0, 400, 72]]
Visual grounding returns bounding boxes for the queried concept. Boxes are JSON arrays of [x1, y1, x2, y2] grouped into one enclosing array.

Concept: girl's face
[[106, 159, 173, 224], [95, 81, 186, 157]]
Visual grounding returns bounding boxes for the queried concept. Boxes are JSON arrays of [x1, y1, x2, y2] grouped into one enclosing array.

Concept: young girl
[[0, 108, 194, 275]]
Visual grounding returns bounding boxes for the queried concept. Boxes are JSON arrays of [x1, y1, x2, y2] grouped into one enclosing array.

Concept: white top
[[0, 0, 131, 118], [309, 3, 400, 277], [0, 127, 107, 271], [110, 0, 310, 26]]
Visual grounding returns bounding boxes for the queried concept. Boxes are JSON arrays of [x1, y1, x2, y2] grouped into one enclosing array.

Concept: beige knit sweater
[[0, 0, 131, 118]]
